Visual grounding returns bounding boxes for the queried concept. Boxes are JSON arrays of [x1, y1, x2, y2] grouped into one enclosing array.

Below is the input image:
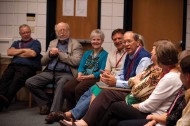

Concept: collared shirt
[[115, 47, 152, 88], [47, 39, 71, 73], [105, 48, 127, 76]]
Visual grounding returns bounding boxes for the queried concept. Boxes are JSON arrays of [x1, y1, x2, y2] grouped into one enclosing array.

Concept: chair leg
[[29, 92, 32, 108]]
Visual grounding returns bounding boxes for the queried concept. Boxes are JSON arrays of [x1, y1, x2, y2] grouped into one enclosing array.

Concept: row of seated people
[[40, 27, 189, 126], [59, 41, 190, 126], [0, 22, 124, 113], [1, 22, 189, 126], [43, 27, 151, 125]]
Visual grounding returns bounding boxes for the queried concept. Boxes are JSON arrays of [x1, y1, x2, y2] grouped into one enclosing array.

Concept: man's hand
[[100, 72, 116, 86], [50, 48, 59, 56]]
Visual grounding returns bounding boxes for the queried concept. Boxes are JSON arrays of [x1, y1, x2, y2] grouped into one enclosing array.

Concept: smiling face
[[112, 33, 124, 51], [123, 32, 139, 55], [91, 35, 103, 50]]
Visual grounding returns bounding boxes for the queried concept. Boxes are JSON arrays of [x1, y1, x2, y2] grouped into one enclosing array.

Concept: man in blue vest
[[61, 31, 152, 126]]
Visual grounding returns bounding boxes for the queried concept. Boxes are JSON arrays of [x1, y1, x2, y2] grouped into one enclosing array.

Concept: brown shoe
[[40, 105, 50, 115], [45, 112, 65, 124]]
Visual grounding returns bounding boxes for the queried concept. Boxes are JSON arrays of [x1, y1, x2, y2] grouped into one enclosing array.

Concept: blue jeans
[[71, 89, 92, 119]]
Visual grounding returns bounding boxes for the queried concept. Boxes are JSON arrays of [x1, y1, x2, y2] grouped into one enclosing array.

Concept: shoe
[[40, 105, 50, 115], [45, 112, 65, 124]]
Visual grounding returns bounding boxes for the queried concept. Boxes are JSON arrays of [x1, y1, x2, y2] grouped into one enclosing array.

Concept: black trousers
[[82, 89, 128, 126], [118, 119, 150, 126], [0, 63, 36, 103], [100, 101, 149, 126]]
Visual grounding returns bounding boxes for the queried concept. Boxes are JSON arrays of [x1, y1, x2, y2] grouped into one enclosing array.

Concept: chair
[[28, 83, 57, 108]]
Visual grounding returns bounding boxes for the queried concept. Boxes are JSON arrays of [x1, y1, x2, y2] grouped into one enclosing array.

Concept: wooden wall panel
[[132, 0, 183, 52], [56, 0, 98, 40]]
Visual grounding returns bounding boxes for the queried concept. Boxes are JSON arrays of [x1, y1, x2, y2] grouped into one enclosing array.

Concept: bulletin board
[[56, 0, 99, 40]]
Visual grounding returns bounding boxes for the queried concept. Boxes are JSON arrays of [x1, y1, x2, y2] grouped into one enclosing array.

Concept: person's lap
[[118, 119, 149, 126], [100, 101, 148, 126]]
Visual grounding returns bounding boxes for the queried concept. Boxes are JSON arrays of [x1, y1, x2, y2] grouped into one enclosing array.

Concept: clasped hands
[[100, 70, 116, 87], [50, 47, 59, 56]]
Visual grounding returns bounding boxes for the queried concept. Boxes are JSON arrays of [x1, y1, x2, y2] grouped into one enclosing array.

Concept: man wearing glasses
[[25, 22, 83, 115], [0, 24, 42, 111]]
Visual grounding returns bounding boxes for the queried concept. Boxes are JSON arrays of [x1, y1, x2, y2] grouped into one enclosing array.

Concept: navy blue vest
[[123, 48, 151, 80]]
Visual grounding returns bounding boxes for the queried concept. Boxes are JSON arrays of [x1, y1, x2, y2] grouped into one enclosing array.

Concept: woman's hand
[[132, 103, 139, 109], [146, 113, 167, 125], [144, 120, 157, 126], [77, 73, 83, 81], [77, 74, 94, 81], [146, 114, 154, 120]]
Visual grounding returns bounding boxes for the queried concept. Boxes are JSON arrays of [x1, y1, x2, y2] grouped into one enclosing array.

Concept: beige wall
[[0, 0, 189, 56], [0, 0, 47, 56]]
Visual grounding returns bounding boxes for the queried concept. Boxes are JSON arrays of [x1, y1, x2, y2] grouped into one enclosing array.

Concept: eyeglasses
[[20, 31, 31, 35], [58, 29, 68, 33], [122, 40, 135, 45]]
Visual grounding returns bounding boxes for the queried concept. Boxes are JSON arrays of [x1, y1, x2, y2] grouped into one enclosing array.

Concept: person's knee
[[75, 85, 85, 100], [63, 84, 73, 95], [75, 85, 83, 95], [99, 89, 110, 96]]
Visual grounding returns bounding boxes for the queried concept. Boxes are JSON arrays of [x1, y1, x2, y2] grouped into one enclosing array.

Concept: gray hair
[[90, 29, 105, 40], [19, 24, 31, 32]]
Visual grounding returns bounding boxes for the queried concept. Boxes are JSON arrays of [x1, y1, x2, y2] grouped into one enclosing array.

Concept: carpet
[[0, 101, 60, 126]]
